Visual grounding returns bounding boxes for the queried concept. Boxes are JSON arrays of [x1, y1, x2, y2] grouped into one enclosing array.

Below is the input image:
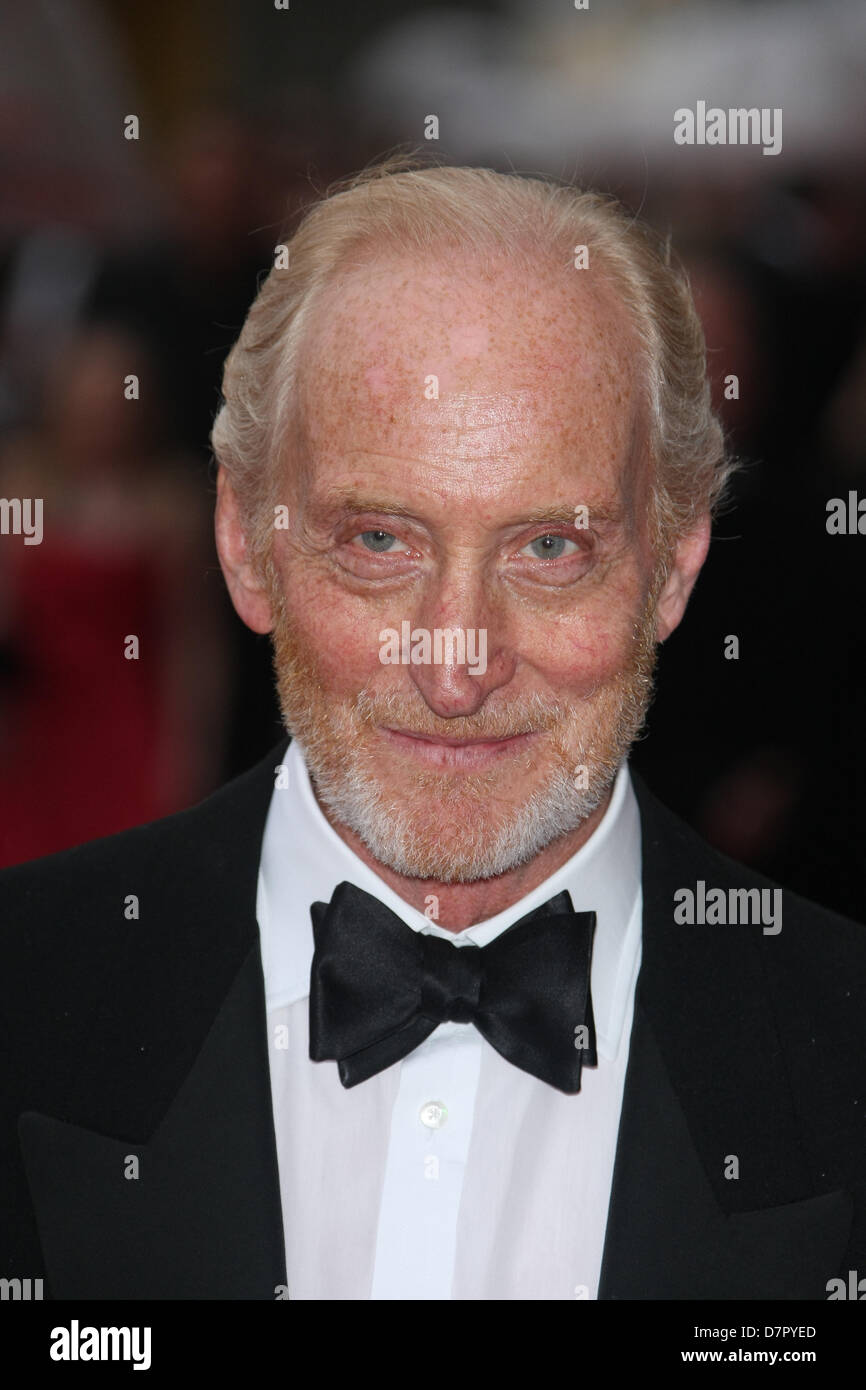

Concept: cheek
[[278, 560, 394, 696], [512, 587, 648, 694]]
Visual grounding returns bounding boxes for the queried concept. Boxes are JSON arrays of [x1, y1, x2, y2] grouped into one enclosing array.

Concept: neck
[[315, 793, 613, 932]]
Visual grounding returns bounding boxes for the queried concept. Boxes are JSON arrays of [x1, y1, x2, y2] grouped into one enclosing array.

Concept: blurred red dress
[[0, 534, 175, 867]]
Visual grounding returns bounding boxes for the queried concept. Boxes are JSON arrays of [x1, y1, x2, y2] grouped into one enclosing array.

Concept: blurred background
[[1, 0, 864, 919]]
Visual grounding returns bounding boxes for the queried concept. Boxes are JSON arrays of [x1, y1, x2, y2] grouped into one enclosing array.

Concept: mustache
[[353, 687, 577, 741]]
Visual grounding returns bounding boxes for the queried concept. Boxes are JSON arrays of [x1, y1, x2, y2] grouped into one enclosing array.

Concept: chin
[[307, 746, 612, 883]]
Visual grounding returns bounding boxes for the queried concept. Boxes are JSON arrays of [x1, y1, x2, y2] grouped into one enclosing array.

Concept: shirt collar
[[256, 738, 642, 1060]]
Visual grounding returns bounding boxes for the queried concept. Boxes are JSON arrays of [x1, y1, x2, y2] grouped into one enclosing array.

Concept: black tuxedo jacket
[[1, 736, 864, 1300]]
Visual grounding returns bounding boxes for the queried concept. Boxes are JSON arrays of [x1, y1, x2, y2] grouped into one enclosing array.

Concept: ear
[[654, 513, 711, 642], [214, 468, 274, 634]]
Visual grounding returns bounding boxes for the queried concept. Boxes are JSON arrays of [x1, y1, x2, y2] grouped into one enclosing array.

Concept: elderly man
[[1, 162, 864, 1302]]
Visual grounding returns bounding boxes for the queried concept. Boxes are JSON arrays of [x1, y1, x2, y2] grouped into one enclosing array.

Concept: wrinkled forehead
[[292, 248, 646, 487]]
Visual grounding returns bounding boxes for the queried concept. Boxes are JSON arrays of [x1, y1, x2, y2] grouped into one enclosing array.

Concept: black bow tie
[[308, 882, 598, 1092]]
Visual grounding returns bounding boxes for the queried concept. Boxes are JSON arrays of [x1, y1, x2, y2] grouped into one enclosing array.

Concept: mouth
[[379, 725, 537, 769]]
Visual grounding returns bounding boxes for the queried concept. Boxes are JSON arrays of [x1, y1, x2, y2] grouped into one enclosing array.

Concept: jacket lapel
[[599, 772, 853, 1298], [19, 942, 286, 1301], [17, 740, 291, 1300], [598, 1001, 851, 1298]]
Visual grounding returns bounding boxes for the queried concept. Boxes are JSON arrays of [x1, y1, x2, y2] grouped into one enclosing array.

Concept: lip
[[380, 725, 535, 768]]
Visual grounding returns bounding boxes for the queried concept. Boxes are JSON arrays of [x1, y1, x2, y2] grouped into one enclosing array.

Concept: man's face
[[266, 249, 663, 882]]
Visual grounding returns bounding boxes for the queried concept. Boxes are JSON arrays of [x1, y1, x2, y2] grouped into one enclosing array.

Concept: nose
[[406, 569, 516, 719]]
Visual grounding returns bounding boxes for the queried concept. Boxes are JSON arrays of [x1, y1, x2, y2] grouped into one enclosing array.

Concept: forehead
[[293, 248, 644, 503]]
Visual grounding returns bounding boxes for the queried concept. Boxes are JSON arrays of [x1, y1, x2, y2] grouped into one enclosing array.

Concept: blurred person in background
[[84, 108, 304, 776], [0, 323, 228, 866]]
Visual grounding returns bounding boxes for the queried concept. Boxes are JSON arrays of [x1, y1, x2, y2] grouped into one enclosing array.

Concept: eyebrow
[[518, 504, 624, 527], [312, 491, 624, 529], [311, 492, 421, 522]]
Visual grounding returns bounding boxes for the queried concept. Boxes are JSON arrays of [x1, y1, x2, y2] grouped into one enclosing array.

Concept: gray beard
[[270, 581, 658, 884], [294, 718, 639, 883]]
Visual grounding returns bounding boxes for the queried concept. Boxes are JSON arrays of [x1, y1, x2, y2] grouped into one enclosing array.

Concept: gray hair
[[210, 157, 731, 579]]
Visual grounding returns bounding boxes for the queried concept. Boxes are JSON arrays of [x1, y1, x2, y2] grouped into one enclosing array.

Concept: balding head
[[211, 160, 729, 586]]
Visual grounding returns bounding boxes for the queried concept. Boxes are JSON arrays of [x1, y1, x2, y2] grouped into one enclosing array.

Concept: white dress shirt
[[257, 738, 643, 1300]]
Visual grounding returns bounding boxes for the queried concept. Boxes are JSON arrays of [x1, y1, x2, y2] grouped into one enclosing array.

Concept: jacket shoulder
[[631, 768, 866, 1192], [0, 738, 288, 944], [631, 766, 866, 944]]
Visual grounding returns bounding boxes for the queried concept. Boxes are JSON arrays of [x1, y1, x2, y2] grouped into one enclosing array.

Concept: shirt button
[[419, 1100, 448, 1129]]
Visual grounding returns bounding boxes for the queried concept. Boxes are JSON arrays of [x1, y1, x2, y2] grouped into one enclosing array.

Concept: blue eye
[[523, 534, 579, 560], [360, 530, 398, 552]]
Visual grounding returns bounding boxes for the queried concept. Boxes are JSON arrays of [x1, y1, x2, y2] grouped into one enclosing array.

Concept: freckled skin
[[216, 248, 709, 928], [289, 255, 651, 710]]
